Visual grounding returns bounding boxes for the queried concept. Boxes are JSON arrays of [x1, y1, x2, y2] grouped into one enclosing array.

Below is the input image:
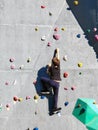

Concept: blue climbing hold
[[33, 127, 39, 130], [77, 34, 81, 38], [41, 95, 45, 99], [64, 101, 69, 106]]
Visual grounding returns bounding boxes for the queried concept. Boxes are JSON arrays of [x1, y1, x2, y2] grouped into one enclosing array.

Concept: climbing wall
[[0, 0, 98, 130]]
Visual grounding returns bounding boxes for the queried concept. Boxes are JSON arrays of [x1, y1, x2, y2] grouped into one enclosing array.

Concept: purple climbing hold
[[53, 34, 60, 40]]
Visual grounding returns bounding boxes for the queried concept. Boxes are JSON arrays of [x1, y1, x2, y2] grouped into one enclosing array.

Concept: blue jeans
[[41, 77, 60, 109]]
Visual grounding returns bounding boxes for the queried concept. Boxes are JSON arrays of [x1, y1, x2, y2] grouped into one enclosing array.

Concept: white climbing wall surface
[[0, 0, 98, 130]]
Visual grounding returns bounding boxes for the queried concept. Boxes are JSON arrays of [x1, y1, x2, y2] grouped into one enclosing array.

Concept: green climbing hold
[[79, 72, 82, 75], [87, 29, 91, 33]]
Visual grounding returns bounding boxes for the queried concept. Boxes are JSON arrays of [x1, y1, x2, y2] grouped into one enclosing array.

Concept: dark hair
[[52, 57, 60, 66]]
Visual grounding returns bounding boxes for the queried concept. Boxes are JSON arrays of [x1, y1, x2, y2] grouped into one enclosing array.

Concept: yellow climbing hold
[[78, 104, 81, 107], [61, 27, 65, 31], [74, 0, 79, 6], [18, 98, 23, 102], [34, 94, 39, 100], [93, 101, 96, 104], [35, 27, 39, 31], [78, 62, 83, 67]]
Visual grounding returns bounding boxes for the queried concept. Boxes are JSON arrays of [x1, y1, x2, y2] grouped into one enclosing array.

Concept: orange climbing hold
[[54, 27, 59, 32]]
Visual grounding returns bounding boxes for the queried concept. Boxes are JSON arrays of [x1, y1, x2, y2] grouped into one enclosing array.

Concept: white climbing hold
[[49, 12, 52, 16], [13, 80, 17, 85], [57, 112, 61, 117], [41, 36, 46, 41], [27, 57, 31, 63], [19, 65, 24, 69], [63, 55, 67, 61], [93, 28, 97, 32]]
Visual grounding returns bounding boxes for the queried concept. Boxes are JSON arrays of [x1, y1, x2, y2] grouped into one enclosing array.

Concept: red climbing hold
[[64, 87, 68, 90], [9, 58, 15, 62], [63, 72, 69, 78], [6, 104, 10, 108], [53, 34, 60, 40], [41, 5, 46, 8], [94, 34, 98, 41], [5, 82, 9, 86], [71, 86, 76, 90], [13, 96, 18, 102], [47, 42, 51, 46]]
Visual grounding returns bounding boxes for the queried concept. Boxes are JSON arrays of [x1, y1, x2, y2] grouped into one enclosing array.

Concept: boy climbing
[[40, 48, 62, 113]]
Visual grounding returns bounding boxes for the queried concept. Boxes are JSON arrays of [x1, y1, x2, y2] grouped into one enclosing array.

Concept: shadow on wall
[[35, 66, 49, 94], [35, 66, 54, 113], [66, 0, 98, 59]]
